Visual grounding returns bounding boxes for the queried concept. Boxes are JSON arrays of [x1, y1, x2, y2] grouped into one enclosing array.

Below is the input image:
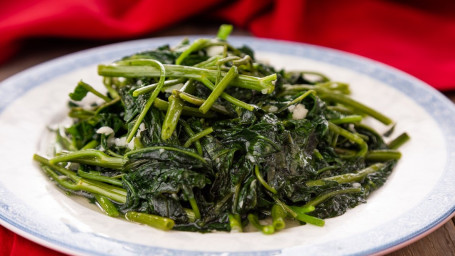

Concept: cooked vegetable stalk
[[125, 212, 175, 231], [125, 59, 166, 142], [200, 66, 238, 114], [271, 204, 286, 230], [98, 64, 276, 94], [248, 214, 275, 235]]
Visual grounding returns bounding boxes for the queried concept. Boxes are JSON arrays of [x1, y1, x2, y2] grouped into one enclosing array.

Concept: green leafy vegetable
[[34, 25, 408, 234]]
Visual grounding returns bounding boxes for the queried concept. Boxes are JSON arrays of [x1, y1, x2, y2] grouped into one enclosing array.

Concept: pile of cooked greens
[[34, 25, 409, 234]]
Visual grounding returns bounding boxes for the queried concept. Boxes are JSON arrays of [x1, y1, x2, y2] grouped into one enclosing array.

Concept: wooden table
[[0, 23, 454, 256]]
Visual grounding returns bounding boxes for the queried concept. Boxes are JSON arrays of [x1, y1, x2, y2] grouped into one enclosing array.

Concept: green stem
[[306, 163, 385, 186], [125, 211, 175, 231], [49, 149, 126, 170], [289, 206, 325, 227], [364, 149, 402, 161], [316, 165, 339, 175], [124, 59, 166, 143], [321, 91, 393, 125], [200, 66, 238, 114], [95, 194, 120, 217], [288, 90, 316, 106], [228, 213, 243, 232], [254, 165, 277, 194], [161, 94, 184, 140], [81, 140, 99, 150], [102, 77, 120, 99], [176, 38, 211, 65], [217, 24, 233, 40], [98, 63, 276, 93], [188, 197, 201, 220], [183, 127, 214, 148], [133, 78, 185, 97], [330, 115, 363, 125], [199, 77, 255, 111], [247, 214, 275, 235], [75, 80, 111, 102], [153, 98, 216, 118], [388, 132, 410, 149], [194, 56, 222, 68], [328, 122, 368, 157], [304, 187, 363, 208], [270, 194, 298, 219], [38, 163, 126, 203], [125, 146, 207, 164], [77, 169, 123, 187], [286, 71, 331, 83], [175, 91, 230, 115], [271, 204, 286, 230], [180, 120, 203, 156]]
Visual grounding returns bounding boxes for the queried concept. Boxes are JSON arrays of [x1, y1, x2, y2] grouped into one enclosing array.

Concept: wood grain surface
[[0, 22, 454, 256]]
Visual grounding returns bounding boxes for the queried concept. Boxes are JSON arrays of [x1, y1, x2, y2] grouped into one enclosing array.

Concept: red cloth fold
[[1, 0, 455, 254], [1, 0, 455, 90]]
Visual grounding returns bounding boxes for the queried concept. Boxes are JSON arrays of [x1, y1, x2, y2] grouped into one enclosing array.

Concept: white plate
[[1, 36, 454, 256]]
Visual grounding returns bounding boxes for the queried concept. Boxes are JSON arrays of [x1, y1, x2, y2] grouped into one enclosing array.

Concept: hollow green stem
[[388, 132, 410, 149], [133, 78, 185, 97], [316, 165, 339, 175], [183, 127, 214, 148], [365, 149, 402, 161], [254, 165, 277, 194], [161, 95, 184, 140], [304, 187, 363, 208], [271, 204, 286, 230], [77, 169, 123, 187], [328, 122, 368, 157], [289, 206, 325, 227], [176, 38, 211, 65], [217, 24, 233, 40], [290, 205, 316, 215], [102, 77, 120, 99], [335, 148, 402, 161], [125, 146, 207, 164], [321, 91, 393, 125], [175, 91, 230, 115], [125, 59, 166, 142], [288, 90, 316, 106], [95, 194, 120, 217], [37, 160, 126, 204], [153, 98, 216, 118], [247, 214, 275, 235], [98, 63, 276, 93], [180, 120, 203, 156], [270, 194, 298, 219], [280, 81, 349, 96], [200, 66, 238, 114], [49, 149, 126, 170], [306, 163, 385, 186], [228, 213, 243, 232], [125, 211, 175, 231], [199, 77, 255, 111], [188, 197, 201, 220], [330, 115, 363, 125], [81, 140, 99, 150]]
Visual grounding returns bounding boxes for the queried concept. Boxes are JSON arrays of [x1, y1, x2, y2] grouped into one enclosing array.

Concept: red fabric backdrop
[[1, 0, 454, 254]]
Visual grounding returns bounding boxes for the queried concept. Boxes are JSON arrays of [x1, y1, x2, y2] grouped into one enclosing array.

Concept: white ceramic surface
[[0, 36, 454, 256]]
